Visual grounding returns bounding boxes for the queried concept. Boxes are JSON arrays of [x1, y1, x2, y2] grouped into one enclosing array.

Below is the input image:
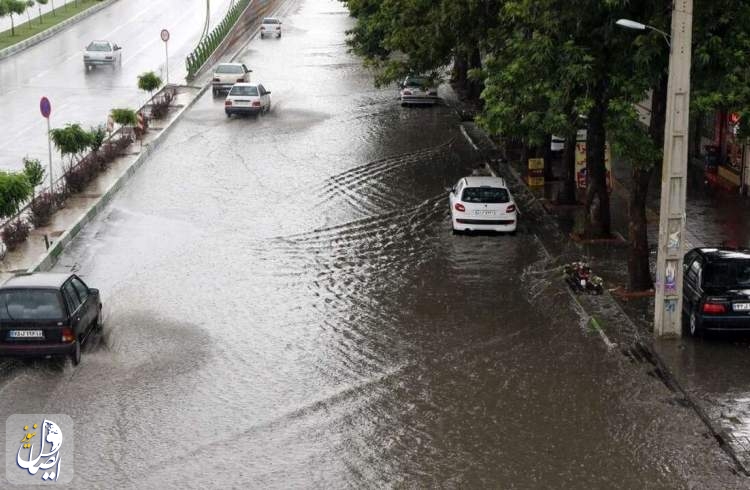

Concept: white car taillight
[[454, 203, 465, 212], [506, 204, 516, 213], [225, 100, 232, 106]]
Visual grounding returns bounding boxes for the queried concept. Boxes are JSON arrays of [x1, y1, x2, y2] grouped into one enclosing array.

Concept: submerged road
[[0, 0, 745, 487], [0, 0, 233, 175]]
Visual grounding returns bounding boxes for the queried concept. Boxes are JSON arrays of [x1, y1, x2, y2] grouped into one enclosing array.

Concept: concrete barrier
[[0, 0, 120, 61]]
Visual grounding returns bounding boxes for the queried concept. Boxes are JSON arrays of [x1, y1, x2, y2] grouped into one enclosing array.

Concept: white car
[[83, 40, 122, 70], [260, 17, 282, 38], [224, 83, 271, 118], [449, 176, 518, 234], [400, 76, 438, 106], [212, 63, 252, 96]]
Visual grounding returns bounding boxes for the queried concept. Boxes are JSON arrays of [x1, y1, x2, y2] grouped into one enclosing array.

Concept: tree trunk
[[38, 6, 43, 24], [628, 165, 653, 290], [583, 83, 611, 238], [627, 76, 668, 291], [10, 15, 15, 36], [453, 51, 468, 89], [466, 47, 483, 100], [556, 133, 578, 204]]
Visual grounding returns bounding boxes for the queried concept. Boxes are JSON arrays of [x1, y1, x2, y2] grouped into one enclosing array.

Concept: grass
[[0, 0, 104, 51]]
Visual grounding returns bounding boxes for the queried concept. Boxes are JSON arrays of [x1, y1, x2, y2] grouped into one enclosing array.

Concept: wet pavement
[[0, 0, 233, 175], [0, 0, 747, 487]]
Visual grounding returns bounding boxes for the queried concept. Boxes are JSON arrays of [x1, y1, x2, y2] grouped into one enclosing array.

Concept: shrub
[[54, 187, 69, 209], [138, 71, 162, 96], [29, 192, 55, 227], [22, 157, 45, 195], [0, 172, 32, 220], [150, 88, 175, 120], [89, 125, 107, 153], [2, 219, 31, 251]]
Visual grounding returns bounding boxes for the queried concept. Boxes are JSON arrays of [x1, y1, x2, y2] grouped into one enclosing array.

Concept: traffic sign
[[160, 29, 170, 42], [40, 97, 51, 119], [106, 115, 114, 133]]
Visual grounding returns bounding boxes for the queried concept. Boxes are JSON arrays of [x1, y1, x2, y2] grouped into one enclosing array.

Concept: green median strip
[[0, 0, 103, 51]]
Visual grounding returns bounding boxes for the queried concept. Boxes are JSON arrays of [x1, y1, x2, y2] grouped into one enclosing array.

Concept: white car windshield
[[216, 65, 244, 74], [86, 42, 111, 52], [230, 86, 259, 96], [461, 187, 510, 204]]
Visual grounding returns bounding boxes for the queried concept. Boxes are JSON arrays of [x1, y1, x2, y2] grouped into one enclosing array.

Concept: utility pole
[[654, 0, 693, 338]]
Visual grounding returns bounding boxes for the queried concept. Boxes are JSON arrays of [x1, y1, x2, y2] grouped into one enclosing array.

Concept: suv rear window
[[703, 261, 750, 288], [215, 64, 244, 74], [461, 187, 509, 204], [0, 290, 65, 320], [229, 86, 259, 96], [263, 18, 279, 24]]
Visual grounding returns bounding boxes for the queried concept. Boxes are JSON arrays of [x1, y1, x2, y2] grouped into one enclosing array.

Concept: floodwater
[[0, 0, 746, 487]]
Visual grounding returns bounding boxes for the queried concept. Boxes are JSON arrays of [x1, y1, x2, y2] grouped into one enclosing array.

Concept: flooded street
[[0, 0, 745, 487]]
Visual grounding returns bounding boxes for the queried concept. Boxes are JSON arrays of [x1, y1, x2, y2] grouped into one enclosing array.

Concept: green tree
[[2, 0, 27, 36], [88, 125, 106, 153], [22, 157, 45, 197], [0, 172, 32, 218], [110, 108, 137, 129], [24, 0, 33, 27], [137, 71, 162, 104], [35, 0, 47, 23], [49, 123, 92, 169]]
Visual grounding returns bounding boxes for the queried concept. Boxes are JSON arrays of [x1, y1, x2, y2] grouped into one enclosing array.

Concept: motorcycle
[[564, 261, 604, 295]]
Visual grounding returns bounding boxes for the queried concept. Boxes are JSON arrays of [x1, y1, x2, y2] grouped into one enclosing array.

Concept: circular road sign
[[40, 97, 51, 119], [160, 29, 170, 42]]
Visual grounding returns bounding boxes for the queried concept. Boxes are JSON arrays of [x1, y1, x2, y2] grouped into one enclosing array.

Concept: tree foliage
[[0, 171, 31, 218], [22, 157, 45, 195], [49, 123, 92, 168], [137, 71, 162, 96]]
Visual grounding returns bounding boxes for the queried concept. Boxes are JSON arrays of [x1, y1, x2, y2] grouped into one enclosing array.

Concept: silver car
[[400, 76, 438, 106]]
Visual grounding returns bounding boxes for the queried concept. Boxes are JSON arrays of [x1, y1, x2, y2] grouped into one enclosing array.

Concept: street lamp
[[615, 18, 671, 48], [617, 1, 694, 339]]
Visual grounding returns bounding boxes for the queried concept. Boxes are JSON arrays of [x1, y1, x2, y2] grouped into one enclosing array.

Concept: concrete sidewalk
[[0, 85, 204, 283]]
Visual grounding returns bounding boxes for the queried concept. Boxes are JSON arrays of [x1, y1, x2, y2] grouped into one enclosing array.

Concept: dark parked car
[[683, 247, 750, 336], [0, 273, 102, 365]]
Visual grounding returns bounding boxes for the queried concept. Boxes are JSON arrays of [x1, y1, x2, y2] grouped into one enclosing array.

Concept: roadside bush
[[150, 88, 175, 120], [64, 164, 89, 193], [2, 219, 31, 251], [29, 192, 55, 227], [23, 157, 45, 196], [0, 172, 32, 220], [54, 187, 69, 210], [89, 125, 107, 154]]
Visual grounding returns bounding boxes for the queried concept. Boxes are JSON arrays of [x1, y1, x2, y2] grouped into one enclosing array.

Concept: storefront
[[710, 111, 746, 190]]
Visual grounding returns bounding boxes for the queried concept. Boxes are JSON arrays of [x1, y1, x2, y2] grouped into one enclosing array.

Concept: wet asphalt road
[[0, 0, 233, 175], [0, 0, 747, 487]]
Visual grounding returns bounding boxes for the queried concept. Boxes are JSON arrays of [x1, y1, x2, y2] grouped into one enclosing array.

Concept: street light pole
[[654, 0, 694, 338]]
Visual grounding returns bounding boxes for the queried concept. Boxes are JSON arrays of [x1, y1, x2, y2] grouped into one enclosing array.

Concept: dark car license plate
[[8, 330, 44, 339]]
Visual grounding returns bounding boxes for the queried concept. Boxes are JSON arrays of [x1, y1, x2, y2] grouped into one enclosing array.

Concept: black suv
[[0, 273, 102, 365], [683, 248, 750, 336]]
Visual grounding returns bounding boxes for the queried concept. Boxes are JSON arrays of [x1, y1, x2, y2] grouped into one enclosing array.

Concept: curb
[[27, 83, 210, 273], [0, 0, 120, 61]]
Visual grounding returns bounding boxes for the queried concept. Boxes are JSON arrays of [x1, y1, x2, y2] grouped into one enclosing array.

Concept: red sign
[[40, 97, 51, 118], [160, 29, 170, 42]]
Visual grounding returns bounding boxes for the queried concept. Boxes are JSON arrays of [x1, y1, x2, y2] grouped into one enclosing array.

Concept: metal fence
[[186, 0, 253, 80]]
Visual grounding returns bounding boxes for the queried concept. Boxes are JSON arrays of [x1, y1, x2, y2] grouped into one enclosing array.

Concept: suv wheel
[[689, 309, 702, 337], [71, 341, 81, 366], [95, 307, 103, 333]]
